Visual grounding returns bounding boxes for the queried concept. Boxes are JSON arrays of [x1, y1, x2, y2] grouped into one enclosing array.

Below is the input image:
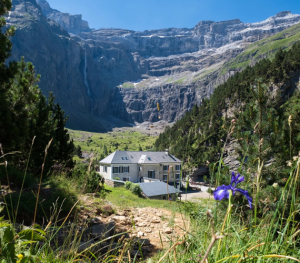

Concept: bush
[[71, 163, 103, 193], [85, 171, 103, 193], [124, 182, 142, 196], [130, 184, 142, 196], [124, 181, 133, 190]]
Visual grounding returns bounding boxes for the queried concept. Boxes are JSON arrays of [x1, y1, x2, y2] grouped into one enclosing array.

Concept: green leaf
[[18, 229, 45, 242]]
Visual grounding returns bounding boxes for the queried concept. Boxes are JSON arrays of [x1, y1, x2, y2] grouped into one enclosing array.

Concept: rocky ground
[[76, 195, 188, 259]]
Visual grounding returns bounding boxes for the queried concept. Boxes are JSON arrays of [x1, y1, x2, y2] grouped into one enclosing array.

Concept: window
[[163, 174, 168, 181], [104, 166, 107, 173], [113, 167, 119, 173], [163, 165, 169, 171], [175, 173, 180, 180], [123, 166, 129, 173], [148, 170, 155, 178], [139, 166, 141, 172], [121, 157, 129, 160], [147, 157, 151, 161], [175, 164, 181, 171]]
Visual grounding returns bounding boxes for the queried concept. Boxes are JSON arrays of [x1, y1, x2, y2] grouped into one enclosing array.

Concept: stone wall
[[105, 179, 125, 188]]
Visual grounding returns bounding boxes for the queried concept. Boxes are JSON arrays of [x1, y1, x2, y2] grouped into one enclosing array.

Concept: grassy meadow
[[68, 128, 158, 162]]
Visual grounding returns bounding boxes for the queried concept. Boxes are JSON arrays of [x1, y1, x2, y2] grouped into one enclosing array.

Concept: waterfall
[[84, 52, 93, 114]]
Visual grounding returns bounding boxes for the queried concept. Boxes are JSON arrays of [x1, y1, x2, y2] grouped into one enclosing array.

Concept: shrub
[[71, 164, 103, 193], [130, 184, 142, 196], [85, 171, 103, 193], [124, 181, 133, 190]]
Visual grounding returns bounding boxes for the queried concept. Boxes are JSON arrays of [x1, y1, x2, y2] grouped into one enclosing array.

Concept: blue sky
[[46, 0, 300, 31]]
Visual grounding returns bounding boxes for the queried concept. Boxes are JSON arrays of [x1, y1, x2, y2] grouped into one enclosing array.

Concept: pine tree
[[0, 3, 75, 176]]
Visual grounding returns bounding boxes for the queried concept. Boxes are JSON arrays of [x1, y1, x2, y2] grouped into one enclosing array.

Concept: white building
[[99, 151, 182, 184]]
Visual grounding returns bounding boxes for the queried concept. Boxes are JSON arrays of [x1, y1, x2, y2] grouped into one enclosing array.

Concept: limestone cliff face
[[7, 0, 300, 130], [36, 0, 90, 34]]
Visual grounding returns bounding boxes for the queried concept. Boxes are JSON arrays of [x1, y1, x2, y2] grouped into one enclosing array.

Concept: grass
[[173, 77, 187, 84], [101, 185, 179, 211], [122, 82, 135, 88], [220, 23, 300, 75], [193, 68, 216, 83], [69, 128, 158, 160]]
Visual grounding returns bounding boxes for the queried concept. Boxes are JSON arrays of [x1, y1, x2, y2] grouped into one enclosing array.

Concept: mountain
[[6, 0, 300, 131]]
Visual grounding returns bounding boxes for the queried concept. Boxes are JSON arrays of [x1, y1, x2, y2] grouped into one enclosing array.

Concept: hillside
[[219, 22, 300, 74], [154, 41, 300, 176]]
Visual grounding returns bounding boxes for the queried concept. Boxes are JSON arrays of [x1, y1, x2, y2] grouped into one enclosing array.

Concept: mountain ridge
[[6, 0, 300, 130]]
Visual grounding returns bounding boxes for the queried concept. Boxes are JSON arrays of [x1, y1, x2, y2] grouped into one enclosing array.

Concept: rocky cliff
[[6, 0, 300, 130]]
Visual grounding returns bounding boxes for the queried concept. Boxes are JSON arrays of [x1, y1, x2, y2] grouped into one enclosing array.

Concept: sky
[[46, 0, 300, 32]]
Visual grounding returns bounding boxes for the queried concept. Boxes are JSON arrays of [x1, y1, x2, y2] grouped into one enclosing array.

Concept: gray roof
[[139, 181, 182, 197], [100, 151, 181, 164]]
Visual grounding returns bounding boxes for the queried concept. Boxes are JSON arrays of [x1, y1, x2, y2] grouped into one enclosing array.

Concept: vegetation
[[220, 22, 300, 75], [173, 77, 186, 84], [1, 0, 300, 261], [69, 128, 157, 162], [122, 82, 135, 88], [0, 1, 74, 177], [124, 181, 142, 196], [155, 41, 300, 171]]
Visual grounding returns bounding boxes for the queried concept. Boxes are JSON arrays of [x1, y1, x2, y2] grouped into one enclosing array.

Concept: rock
[[139, 238, 150, 246], [150, 217, 160, 223], [91, 217, 102, 224], [77, 240, 94, 253], [112, 215, 129, 225], [137, 231, 144, 237], [144, 228, 152, 233], [101, 205, 114, 215], [88, 222, 115, 240], [164, 227, 172, 234], [137, 222, 147, 227], [8, 0, 300, 131]]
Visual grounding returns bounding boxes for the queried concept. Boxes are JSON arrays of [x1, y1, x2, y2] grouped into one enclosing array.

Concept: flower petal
[[235, 188, 253, 209], [231, 171, 238, 185], [214, 185, 231, 201], [235, 175, 245, 186]]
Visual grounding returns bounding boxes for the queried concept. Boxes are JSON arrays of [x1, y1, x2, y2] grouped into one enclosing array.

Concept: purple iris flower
[[214, 171, 252, 209]]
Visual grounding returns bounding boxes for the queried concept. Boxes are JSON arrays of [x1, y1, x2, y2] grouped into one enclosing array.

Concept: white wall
[[111, 164, 139, 183], [100, 165, 111, 180]]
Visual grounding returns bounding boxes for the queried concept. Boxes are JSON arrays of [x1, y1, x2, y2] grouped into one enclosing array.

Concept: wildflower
[[17, 254, 24, 263], [213, 171, 252, 209], [231, 119, 236, 123], [286, 160, 292, 167], [272, 183, 278, 188]]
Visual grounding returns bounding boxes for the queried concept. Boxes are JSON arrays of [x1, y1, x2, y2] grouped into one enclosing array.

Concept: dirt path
[[78, 196, 188, 257]]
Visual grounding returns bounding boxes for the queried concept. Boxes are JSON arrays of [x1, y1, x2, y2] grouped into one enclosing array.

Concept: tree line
[[0, 1, 74, 176]]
